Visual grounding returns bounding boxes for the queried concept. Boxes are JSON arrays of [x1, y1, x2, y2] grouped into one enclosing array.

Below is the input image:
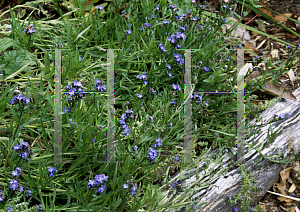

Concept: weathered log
[[155, 87, 300, 212]]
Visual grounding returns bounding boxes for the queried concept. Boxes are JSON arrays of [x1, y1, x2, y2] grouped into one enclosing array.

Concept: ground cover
[[0, 0, 300, 211]]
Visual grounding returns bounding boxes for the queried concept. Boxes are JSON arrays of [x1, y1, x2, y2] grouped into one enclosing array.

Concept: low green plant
[[0, 0, 299, 211]]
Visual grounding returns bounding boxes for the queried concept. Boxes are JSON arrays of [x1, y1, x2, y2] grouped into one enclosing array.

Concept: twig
[[267, 191, 300, 202]]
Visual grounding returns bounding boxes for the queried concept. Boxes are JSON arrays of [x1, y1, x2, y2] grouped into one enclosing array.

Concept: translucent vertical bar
[[97, 48, 123, 164], [237, 48, 245, 163], [184, 49, 192, 166], [107, 49, 115, 163], [54, 49, 63, 163]]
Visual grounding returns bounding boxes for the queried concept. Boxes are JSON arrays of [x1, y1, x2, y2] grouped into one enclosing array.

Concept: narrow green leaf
[[74, 25, 92, 42]]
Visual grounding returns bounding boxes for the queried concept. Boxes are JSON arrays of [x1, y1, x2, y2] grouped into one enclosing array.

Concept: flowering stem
[[5, 102, 24, 169]]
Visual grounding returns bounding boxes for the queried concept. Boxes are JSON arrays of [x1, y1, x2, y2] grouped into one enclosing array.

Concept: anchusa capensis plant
[[1, 0, 300, 211]]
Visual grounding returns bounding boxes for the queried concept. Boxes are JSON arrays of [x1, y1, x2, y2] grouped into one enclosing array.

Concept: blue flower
[[156, 138, 162, 147], [24, 24, 36, 35], [137, 94, 142, 98], [175, 44, 181, 49], [11, 170, 19, 177], [123, 184, 129, 189], [144, 23, 151, 28], [168, 33, 176, 43], [162, 20, 170, 25], [148, 147, 158, 161], [203, 66, 209, 72], [228, 196, 232, 201], [125, 29, 131, 35], [96, 5, 103, 10], [169, 4, 177, 9], [16, 167, 22, 173], [98, 185, 106, 194], [94, 174, 108, 184], [158, 43, 167, 52], [233, 207, 239, 211]]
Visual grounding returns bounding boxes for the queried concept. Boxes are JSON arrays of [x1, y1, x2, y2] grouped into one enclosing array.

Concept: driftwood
[[156, 87, 300, 212]]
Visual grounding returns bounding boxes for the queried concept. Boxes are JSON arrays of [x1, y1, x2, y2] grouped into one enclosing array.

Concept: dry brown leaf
[[272, 166, 296, 205], [288, 183, 297, 193], [287, 33, 298, 39], [255, 2, 272, 18], [270, 49, 279, 59], [287, 12, 298, 29], [287, 70, 296, 84], [259, 204, 267, 211], [245, 71, 297, 101], [273, 13, 293, 22], [251, 31, 259, 39]]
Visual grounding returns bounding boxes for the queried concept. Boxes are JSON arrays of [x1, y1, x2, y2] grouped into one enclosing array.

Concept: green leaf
[[0, 38, 14, 53], [74, 25, 92, 42], [0, 49, 36, 77]]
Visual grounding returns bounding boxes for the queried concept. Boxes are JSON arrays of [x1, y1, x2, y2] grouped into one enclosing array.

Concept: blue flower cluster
[[191, 94, 203, 104], [147, 138, 163, 162], [13, 141, 34, 161], [95, 79, 106, 92], [96, 5, 103, 10], [10, 94, 30, 105], [172, 83, 181, 91], [63, 107, 71, 114], [64, 80, 85, 101], [136, 72, 148, 85], [168, 31, 186, 44], [119, 108, 134, 136], [158, 43, 167, 52], [24, 24, 36, 35], [87, 174, 109, 194], [123, 179, 138, 196], [48, 167, 58, 177], [6, 167, 41, 211], [273, 113, 290, 119], [173, 53, 184, 65], [8, 167, 23, 192]]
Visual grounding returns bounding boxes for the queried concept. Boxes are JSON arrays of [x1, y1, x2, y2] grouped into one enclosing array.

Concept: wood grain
[[156, 87, 300, 212]]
